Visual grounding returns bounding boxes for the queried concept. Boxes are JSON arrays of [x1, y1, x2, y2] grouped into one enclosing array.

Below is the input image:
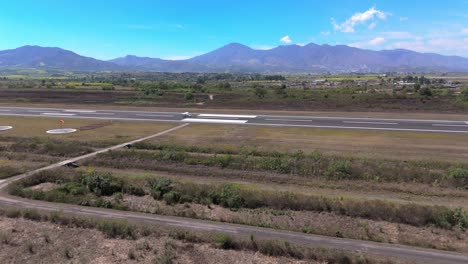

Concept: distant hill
[[1, 43, 468, 73], [108, 55, 214, 72], [0, 45, 120, 71], [187, 43, 468, 73]]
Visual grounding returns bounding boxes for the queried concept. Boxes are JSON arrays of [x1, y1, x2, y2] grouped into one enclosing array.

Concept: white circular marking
[[46, 128, 77, 134], [0, 126, 13, 131]]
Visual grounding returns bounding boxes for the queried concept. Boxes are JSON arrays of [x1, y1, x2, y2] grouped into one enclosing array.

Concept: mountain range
[[1, 43, 468, 73]]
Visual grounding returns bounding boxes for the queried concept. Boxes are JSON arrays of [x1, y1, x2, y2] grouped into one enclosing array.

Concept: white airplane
[[182, 112, 192, 118]]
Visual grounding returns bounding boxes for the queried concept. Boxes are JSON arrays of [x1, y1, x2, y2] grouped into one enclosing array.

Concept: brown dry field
[[155, 124, 468, 162], [116, 194, 468, 253], [0, 216, 308, 264], [0, 116, 175, 143]]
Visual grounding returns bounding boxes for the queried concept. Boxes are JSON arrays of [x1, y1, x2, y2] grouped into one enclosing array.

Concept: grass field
[[3, 115, 468, 256], [0, 116, 175, 143], [0, 116, 176, 179], [155, 124, 468, 162]]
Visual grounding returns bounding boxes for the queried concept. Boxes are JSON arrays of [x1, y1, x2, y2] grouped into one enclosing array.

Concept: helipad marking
[[182, 118, 248, 124], [0, 126, 13, 131], [46, 128, 77, 134], [198, 114, 257, 119], [41, 112, 76, 116]]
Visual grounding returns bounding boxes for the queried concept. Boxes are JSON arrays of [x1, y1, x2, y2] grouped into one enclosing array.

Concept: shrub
[[22, 209, 42, 221], [447, 168, 468, 188], [82, 171, 123, 196], [219, 184, 244, 209], [163, 191, 181, 205], [97, 220, 137, 239], [216, 234, 236, 249], [326, 160, 352, 179], [147, 177, 173, 199], [184, 92, 194, 100]]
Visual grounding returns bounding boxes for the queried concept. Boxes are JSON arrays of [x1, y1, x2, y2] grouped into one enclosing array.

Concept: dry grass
[[98, 167, 468, 209], [0, 116, 175, 144], [156, 124, 468, 162], [0, 216, 308, 264]]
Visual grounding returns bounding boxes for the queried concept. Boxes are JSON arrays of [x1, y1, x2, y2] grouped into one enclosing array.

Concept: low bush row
[[91, 147, 468, 188]]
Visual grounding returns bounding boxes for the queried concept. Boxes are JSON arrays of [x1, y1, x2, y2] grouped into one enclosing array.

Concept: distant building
[[354, 80, 368, 86], [313, 79, 326, 85], [394, 81, 416, 86]]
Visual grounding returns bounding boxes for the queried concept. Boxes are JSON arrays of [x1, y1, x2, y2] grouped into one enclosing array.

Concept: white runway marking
[[46, 128, 77, 134], [198, 114, 257, 118], [343, 121, 398, 125], [64, 110, 97, 113], [135, 114, 174, 117], [266, 118, 312, 122], [29, 110, 58, 113], [40, 113, 76, 116], [182, 118, 248, 124], [432, 124, 468, 127], [79, 112, 115, 115], [197, 116, 239, 120], [246, 123, 468, 133]]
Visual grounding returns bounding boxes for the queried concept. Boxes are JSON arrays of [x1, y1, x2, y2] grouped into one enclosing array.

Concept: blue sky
[[0, 0, 467, 60]]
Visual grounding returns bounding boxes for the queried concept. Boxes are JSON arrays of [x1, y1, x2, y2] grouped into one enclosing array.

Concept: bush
[[326, 160, 352, 179], [163, 191, 181, 205], [22, 209, 42, 221], [97, 220, 137, 239], [216, 234, 236, 249], [82, 171, 123, 196], [419, 87, 432, 96], [57, 182, 88, 195], [219, 184, 244, 209], [147, 177, 173, 199], [447, 168, 468, 188], [184, 92, 194, 100]]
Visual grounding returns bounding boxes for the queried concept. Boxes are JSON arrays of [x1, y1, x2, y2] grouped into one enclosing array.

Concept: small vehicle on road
[[182, 112, 192, 118]]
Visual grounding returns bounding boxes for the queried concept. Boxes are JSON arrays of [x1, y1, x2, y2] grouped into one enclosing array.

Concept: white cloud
[[332, 6, 389, 33], [386, 38, 468, 55], [368, 22, 377, 30], [163, 55, 193, 60], [462, 28, 468, 34], [321, 31, 330, 36], [297, 43, 306, 46], [369, 37, 386, 45], [399, 17, 409, 22], [382, 31, 415, 39], [349, 37, 386, 48], [280, 35, 292, 44]]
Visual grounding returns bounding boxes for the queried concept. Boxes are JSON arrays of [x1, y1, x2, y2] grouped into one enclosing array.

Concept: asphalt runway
[[1, 106, 468, 133]]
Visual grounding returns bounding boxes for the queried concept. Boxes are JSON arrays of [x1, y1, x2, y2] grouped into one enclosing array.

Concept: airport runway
[[1, 106, 468, 133]]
